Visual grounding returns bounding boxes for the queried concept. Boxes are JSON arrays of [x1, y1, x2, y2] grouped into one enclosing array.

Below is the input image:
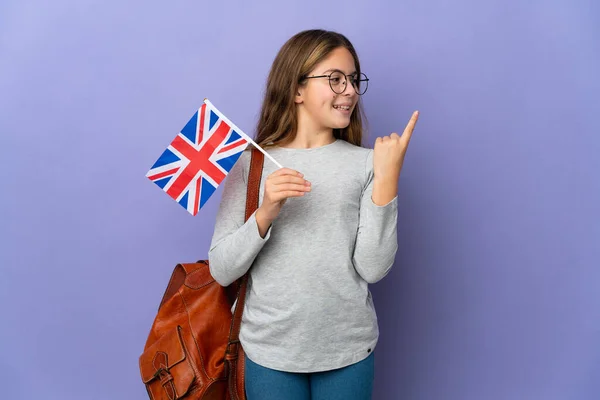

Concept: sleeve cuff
[[369, 194, 398, 209], [247, 209, 272, 241]]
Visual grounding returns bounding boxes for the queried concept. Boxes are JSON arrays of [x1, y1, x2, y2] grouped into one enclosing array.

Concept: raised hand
[[373, 110, 419, 182]]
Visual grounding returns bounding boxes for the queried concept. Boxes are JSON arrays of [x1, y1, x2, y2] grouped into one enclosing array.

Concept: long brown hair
[[252, 29, 368, 150]]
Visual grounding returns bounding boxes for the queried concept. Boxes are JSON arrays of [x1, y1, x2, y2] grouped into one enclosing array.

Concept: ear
[[294, 86, 304, 104]]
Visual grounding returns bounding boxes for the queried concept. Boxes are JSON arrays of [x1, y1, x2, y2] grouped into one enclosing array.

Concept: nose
[[339, 77, 354, 96]]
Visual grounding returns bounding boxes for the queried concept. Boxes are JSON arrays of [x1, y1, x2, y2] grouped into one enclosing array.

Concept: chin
[[331, 118, 351, 130], [333, 124, 350, 130]]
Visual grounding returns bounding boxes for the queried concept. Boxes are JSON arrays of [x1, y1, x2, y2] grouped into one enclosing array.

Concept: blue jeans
[[244, 352, 375, 400]]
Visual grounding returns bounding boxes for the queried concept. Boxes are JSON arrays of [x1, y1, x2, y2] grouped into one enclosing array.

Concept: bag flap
[[139, 326, 188, 383]]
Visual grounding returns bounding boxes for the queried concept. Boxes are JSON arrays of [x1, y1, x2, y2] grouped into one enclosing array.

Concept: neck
[[282, 106, 335, 149]]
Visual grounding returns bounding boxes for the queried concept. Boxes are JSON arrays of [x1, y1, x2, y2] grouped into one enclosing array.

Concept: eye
[[329, 71, 345, 84]]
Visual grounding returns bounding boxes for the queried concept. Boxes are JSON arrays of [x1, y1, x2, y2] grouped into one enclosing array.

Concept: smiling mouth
[[333, 105, 351, 111]]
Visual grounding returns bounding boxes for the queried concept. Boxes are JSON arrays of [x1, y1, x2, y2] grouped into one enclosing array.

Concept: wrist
[[256, 206, 273, 225], [372, 177, 398, 206]]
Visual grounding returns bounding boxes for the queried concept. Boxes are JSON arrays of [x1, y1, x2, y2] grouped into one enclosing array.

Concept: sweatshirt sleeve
[[208, 151, 272, 287], [351, 149, 399, 284]]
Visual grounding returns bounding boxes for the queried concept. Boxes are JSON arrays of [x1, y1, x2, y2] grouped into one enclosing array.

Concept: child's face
[[297, 47, 359, 132]]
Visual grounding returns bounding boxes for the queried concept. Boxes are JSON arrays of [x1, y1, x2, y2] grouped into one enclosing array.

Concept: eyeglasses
[[302, 70, 369, 95]]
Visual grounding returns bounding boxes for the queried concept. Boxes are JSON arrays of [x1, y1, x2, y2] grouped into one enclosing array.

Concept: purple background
[[1, 1, 598, 399]]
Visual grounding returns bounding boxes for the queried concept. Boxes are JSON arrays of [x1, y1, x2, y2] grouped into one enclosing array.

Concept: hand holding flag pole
[[146, 98, 282, 216]]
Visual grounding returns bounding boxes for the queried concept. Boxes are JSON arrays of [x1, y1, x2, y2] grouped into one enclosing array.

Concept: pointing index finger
[[402, 110, 419, 140]]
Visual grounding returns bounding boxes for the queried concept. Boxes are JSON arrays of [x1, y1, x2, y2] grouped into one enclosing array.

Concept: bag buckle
[[153, 367, 176, 400], [225, 340, 240, 357]]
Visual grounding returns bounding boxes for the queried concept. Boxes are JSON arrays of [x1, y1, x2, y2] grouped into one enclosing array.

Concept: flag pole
[[203, 98, 283, 169]]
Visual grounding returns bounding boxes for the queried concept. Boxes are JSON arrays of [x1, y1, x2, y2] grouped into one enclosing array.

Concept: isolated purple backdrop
[[1, 0, 598, 399]]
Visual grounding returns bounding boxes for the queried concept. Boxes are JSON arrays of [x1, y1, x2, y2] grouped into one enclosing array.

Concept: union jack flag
[[146, 101, 250, 215]]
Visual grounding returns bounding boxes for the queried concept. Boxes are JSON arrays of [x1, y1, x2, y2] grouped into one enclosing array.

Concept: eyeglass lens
[[329, 71, 368, 95]]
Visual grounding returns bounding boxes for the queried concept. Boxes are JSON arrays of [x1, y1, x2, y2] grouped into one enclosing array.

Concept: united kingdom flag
[[146, 102, 250, 215]]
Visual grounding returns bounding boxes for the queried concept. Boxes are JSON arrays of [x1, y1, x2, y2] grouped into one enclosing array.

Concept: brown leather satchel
[[139, 148, 264, 399]]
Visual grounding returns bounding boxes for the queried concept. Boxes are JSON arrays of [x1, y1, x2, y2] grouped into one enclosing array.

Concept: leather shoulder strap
[[245, 148, 264, 222], [227, 148, 264, 352]]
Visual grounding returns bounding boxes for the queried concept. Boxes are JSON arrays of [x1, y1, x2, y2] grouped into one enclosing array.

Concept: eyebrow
[[322, 68, 358, 75]]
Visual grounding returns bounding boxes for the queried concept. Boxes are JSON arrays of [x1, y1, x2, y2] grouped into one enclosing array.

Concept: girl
[[208, 29, 418, 400]]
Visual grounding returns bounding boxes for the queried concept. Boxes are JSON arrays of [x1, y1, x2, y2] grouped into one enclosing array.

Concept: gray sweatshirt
[[208, 138, 398, 373]]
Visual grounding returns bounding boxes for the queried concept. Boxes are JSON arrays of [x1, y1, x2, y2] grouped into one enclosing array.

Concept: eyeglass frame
[[301, 70, 369, 95]]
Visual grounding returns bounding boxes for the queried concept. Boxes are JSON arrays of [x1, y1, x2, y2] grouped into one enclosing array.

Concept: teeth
[[334, 105, 350, 110]]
